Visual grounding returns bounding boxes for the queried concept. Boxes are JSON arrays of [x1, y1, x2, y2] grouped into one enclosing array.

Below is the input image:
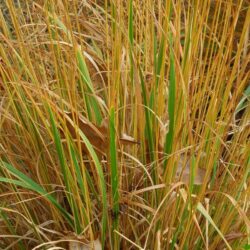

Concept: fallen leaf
[[58, 111, 139, 157], [62, 111, 108, 157], [175, 154, 206, 185], [120, 133, 140, 145], [69, 239, 101, 250]]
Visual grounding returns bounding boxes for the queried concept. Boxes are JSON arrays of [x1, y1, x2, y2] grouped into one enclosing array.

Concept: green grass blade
[[0, 177, 31, 189], [156, 35, 165, 87], [109, 108, 119, 214], [190, 155, 196, 193], [235, 85, 250, 114], [76, 125, 107, 248], [197, 202, 232, 250], [48, 107, 71, 193], [109, 107, 119, 247], [49, 9, 103, 125], [76, 47, 95, 93], [139, 67, 155, 169], [76, 47, 102, 125], [69, 144, 89, 225], [48, 107, 82, 232], [164, 34, 176, 168], [69, 144, 86, 200], [0, 163, 73, 227]]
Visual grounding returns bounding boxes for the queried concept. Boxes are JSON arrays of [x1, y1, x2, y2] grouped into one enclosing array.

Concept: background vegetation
[[0, 0, 249, 249]]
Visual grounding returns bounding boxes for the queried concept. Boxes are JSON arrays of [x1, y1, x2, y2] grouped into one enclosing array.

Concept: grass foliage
[[0, 0, 249, 249]]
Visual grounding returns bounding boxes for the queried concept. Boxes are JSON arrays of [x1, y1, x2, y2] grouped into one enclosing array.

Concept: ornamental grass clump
[[0, 0, 249, 249]]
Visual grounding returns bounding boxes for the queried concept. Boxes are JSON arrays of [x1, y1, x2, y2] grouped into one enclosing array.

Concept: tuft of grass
[[0, 0, 249, 249]]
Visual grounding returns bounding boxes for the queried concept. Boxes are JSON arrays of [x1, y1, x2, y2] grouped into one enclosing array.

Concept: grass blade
[[164, 34, 176, 168], [197, 202, 232, 249], [48, 107, 82, 233], [69, 120, 108, 248], [76, 46, 103, 125], [109, 107, 119, 247], [0, 162, 73, 227], [139, 67, 155, 176], [48, 107, 71, 193]]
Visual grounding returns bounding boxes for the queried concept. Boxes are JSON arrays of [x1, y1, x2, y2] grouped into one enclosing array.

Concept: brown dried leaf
[[120, 133, 140, 145], [69, 239, 101, 250], [59, 111, 139, 157], [175, 155, 206, 185], [62, 112, 108, 156]]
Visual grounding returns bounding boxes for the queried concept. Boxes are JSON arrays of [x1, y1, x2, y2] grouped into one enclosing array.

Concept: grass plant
[[0, 0, 249, 249]]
